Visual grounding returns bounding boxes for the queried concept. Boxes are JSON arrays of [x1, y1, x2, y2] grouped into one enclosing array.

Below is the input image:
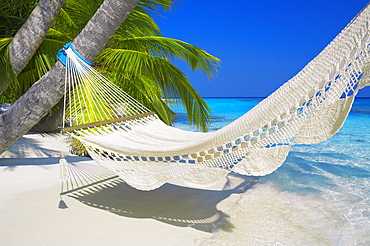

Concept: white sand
[[0, 133, 247, 245]]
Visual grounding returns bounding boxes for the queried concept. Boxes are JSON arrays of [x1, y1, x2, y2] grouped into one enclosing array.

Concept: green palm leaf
[[96, 48, 212, 131], [48, 9, 80, 41], [0, 0, 37, 17], [115, 10, 162, 38], [108, 72, 176, 125], [0, 16, 25, 37], [0, 37, 17, 98], [110, 36, 220, 78]]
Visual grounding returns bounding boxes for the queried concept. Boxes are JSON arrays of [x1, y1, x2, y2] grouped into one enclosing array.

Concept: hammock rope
[[58, 3, 370, 191]]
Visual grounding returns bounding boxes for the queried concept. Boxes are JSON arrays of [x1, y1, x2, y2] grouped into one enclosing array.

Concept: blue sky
[[156, 0, 370, 98]]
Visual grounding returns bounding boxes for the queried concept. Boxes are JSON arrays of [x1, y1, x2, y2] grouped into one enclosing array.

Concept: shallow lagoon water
[[170, 98, 370, 245]]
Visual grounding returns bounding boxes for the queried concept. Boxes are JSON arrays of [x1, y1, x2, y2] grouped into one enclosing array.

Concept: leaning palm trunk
[[0, 0, 140, 155], [4, 0, 66, 130], [30, 107, 64, 133], [1, 0, 66, 95], [8, 0, 66, 76]]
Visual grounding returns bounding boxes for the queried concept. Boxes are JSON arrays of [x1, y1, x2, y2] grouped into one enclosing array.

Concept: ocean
[[170, 98, 370, 245]]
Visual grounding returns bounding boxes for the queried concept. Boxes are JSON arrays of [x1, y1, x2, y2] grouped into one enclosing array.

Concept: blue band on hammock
[[57, 41, 93, 68]]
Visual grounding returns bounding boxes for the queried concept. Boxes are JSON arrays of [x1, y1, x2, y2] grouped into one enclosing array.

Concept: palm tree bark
[[30, 107, 65, 133], [9, 0, 66, 76], [0, 0, 140, 155], [0, 0, 66, 96]]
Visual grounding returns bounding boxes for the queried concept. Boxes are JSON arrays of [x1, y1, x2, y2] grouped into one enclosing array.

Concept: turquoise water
[[170, 98, 370, 245]]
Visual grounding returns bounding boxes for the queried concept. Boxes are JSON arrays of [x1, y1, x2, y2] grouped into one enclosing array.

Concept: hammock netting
[[60, 4, 370, 191]]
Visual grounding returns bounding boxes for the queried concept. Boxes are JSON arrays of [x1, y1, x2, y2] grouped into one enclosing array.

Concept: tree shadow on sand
[[61, 164, 258, 232], [0, 133, 66, 159]]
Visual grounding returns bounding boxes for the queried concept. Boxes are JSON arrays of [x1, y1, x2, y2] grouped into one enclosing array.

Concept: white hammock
[[59, 4, 370, 191]]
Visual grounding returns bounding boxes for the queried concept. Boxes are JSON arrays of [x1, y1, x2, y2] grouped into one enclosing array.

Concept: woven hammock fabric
[[62, 4, 370, 191]]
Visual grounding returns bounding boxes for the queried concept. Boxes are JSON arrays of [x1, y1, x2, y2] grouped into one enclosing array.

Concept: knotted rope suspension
[[57, 42, 153, 132]]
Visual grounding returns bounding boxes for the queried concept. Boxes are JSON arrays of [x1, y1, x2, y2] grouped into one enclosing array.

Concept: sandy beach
[[0, 133, 250, 245], [1, 109, 369, 245]]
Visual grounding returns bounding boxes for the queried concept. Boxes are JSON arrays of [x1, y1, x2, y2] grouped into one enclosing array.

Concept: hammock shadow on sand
[[61, 162, 259, 232], [0, 156, 92, 168]]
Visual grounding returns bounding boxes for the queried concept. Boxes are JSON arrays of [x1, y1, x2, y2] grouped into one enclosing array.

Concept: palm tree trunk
[[0, 0, 66, 96], [30, 107, 65, 133], [0, 0, 140, 155], [9, 0, 66, 76]]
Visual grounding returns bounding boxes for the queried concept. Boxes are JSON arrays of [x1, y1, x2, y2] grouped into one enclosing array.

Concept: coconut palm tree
[[0, 0, 220, 154], [0, 0, 140, 154], [1, 0, 219, 129]]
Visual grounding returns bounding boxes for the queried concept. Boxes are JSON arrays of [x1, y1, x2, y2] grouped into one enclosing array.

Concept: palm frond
[[150, 58, 212, 131], [107, 72, 176, 124], [0, 38, 18, 98], [137, 0, 174, 17], [0, 0, 38, 18], [16, 68, 38, 95], [114, 10, 162, 39], [0, 37, 13, 49], [62, 0, 102, 28], [49, 8, 81, 41], [111, 36, 220, 79], [0, 16, 25, 37], [46, 28, 71, 42], [96, 48, 211, 131]]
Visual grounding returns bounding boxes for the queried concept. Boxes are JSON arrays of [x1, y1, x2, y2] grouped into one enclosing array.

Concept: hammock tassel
[[59, 154, 70, 181], [58, 154, 69, 209]]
